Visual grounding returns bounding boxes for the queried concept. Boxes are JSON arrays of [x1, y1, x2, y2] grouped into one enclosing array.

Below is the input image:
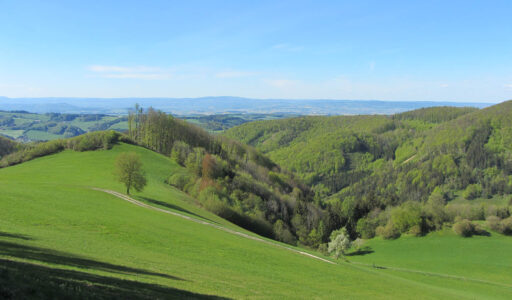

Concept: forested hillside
[[225, 102, 512, 241], [125, 106, 329, 245]]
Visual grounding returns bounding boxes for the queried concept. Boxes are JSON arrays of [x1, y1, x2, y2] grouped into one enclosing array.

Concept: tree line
[[127, 105, 329, 246]]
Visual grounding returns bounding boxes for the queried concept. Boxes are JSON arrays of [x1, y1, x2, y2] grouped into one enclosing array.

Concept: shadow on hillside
[[0, 240, 182, 281], [346, 246, 374, 256], [0, 231, 33, 241], [0, 258, 229, 299], [138, 196, 219, 224]]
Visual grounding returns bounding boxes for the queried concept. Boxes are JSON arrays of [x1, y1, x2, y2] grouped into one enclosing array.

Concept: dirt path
[[91, 188, 335, 265]]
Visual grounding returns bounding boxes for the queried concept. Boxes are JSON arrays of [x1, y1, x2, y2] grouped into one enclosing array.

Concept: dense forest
[[127, 106, 326, 245], [225, 103, 512, 242]]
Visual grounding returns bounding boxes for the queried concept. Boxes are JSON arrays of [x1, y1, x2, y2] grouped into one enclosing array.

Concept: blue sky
[[1, 0, 511, 102]]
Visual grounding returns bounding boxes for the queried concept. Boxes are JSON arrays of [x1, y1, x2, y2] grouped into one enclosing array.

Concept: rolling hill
[[2, 141, 512, 298]]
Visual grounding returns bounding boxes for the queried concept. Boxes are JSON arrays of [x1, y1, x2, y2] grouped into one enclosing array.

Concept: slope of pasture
[[0, 143, 509, 298], [349, 230, 512, 288]]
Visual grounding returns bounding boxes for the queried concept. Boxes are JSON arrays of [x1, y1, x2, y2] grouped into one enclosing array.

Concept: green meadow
[[1, 143, 511, 299], [349, 231, 512, 296]]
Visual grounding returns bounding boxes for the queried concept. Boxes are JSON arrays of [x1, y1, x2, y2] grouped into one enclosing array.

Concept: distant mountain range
[[0, 96, 494, 115]]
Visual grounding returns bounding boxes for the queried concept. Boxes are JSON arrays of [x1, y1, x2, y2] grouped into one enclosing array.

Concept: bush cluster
[[486, 216, 512, 235], [452, 219, 476, 237], [0, 131, 127, 168]]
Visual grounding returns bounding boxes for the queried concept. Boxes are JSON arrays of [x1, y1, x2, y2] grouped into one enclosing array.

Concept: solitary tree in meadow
[[328, 227, 351, 259], [114, 152, 147, 195]]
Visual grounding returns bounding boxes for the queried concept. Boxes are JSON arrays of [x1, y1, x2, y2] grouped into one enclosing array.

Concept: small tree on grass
[[328, 227, 351, 259], [114, 152, 147, 195]]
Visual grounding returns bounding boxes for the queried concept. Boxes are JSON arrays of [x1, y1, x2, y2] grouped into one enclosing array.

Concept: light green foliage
[[390, 202, 423, 235], [114, 152, 147, 194], [225, 102, 512, 240], [425, 188, 448, 230], [463, 184, 483, 200], [487, 216, 512, 235], [328, 227, 351, 258]]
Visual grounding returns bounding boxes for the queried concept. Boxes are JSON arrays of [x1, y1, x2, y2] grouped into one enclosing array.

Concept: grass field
[[1, 143, 511, 298], [348, 230, 512, 287], [23, 130, 64, 141]]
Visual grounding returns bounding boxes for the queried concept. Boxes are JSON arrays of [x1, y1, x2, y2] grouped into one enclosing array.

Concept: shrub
[[390, 202, 423, 234], [500, 217, 512, 235], [273, 220, 297, 245], [0, 140, 66, 167], [408, 224, 423, 236], [170, 141, 191, 166], [453, 219, 475, 237], [445, 204, 484, 221], [424, 190, 448, 230], [70, 131, 120, 151], [317, 243, 328, 255], [356, 217, 378, 239], [352, 238, 365, 250], [376, 222, 400, 240], [486, 216, 501, 232], [167, 173, 194, 190], [199, 187, 274, 239]]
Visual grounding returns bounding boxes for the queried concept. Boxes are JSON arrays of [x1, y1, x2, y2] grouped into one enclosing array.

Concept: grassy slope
[[0, 143, 510, 298], [349, 230, 512, 293]]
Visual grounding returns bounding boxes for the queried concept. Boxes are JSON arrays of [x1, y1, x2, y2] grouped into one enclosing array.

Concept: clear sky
[[1, 0, 511, 102]]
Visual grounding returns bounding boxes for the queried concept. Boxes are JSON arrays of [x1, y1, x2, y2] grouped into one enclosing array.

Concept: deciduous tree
[[115, 152, 147, 195]]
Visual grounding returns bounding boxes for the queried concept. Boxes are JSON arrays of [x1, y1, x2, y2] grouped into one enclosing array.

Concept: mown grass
[[1, 143, 511, 298]]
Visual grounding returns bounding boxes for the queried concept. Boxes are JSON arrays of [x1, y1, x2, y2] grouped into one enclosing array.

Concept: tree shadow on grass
[[138, 196, 219, 224], [0, 231, 33, 241], [0, 259, 229, 299], [346, 246, 374, 256], [0, 240, 182, 281], [474, 229, 491, 237]]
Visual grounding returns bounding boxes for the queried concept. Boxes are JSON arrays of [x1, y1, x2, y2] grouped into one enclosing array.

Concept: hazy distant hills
[[0, 96, 493, 115]]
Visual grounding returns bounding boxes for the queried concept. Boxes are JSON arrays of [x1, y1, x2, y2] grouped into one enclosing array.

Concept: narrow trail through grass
[[93, 188, 335, 265]]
